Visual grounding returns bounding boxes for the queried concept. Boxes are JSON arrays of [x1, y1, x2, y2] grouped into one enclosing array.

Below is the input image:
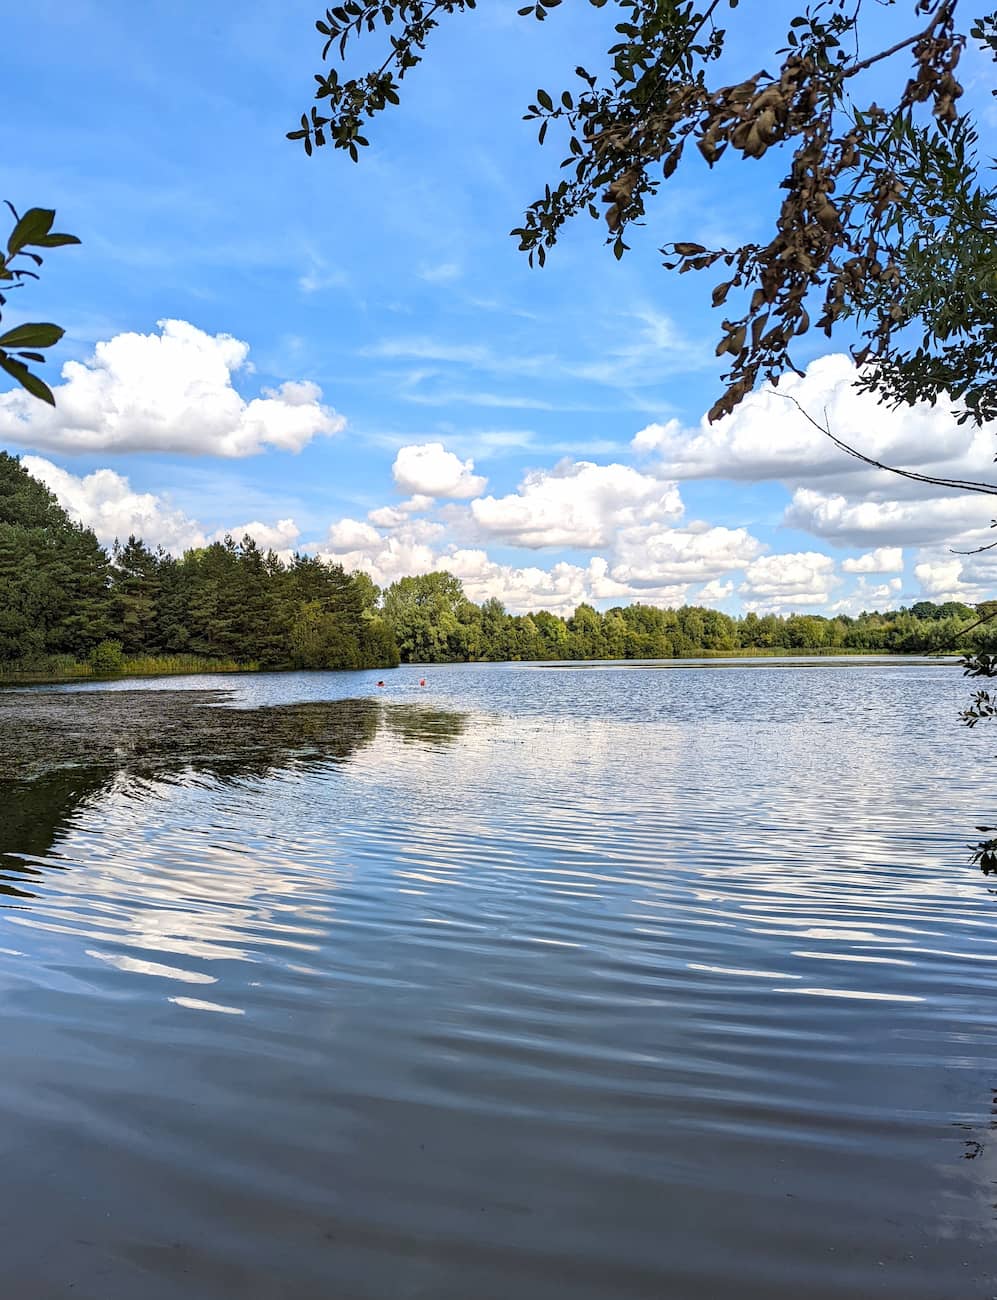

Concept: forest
[[1, 451, 992, 676]]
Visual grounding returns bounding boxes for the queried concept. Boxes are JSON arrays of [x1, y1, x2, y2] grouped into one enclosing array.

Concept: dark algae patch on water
[[0, 689, 376, 782], [0, 689, 466, 874], [0, 688, 467, 783]]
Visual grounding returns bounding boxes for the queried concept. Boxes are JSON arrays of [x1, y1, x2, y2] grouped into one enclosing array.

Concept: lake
[[0, 659, 995, 1298]]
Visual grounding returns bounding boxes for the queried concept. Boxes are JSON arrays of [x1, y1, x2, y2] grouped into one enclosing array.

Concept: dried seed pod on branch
[[290, 0, 996, 425]]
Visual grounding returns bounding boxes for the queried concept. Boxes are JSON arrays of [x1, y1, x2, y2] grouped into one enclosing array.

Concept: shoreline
[[0, 647, 963, 688]]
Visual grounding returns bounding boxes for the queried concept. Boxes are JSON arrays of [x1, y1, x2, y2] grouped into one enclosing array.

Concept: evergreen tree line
[[1, 452, 992, 674], [0, 453, 397, 672]]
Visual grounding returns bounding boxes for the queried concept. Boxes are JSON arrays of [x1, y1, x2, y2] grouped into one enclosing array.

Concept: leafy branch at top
[[290, 0, 996, 427], [0, 203, 80, 406], [287, 1, 478, 161]]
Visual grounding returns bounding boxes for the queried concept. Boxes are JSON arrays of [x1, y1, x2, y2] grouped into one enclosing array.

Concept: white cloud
[[317, 523, 440, 587], [0, 320, 344, 457], [392, 442, 487, 499], [445, 550, 667, 615], [785, 488, 986, 548], [631, 417, 685, 455], [610, 522, 761, 588], [632, 353, 997, 557], [24, 455, 206, 552], [326, 518, 384, 551], [367, 495, 433, 527], [828, 576, 904, 616], [23, 456, 307, 557], [698, 579, 735, 603], [912, 558, 967, 601], [470, 459, 683, 549], [740, 552, 840, 610], [319, 454, 762, 610], [841, 546, 904, 574], [909, 549, 997, 605], [213, 518, 301, 551], [635, 353, 989, 488]]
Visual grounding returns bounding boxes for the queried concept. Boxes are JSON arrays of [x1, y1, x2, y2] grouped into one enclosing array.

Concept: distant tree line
[[1, 452, 992, 675], [381, 571, 991, 663]]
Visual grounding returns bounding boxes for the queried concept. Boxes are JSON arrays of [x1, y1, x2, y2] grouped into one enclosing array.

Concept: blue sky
[[2, 1, 995, 614]]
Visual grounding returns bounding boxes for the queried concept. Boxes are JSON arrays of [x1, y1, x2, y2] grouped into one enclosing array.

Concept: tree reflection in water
[[0, 689, 469, 896]]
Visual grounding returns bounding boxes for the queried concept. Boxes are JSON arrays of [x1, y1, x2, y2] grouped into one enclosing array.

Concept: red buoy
[[376, 680, 385, 687], [419, 678, 426, 687]]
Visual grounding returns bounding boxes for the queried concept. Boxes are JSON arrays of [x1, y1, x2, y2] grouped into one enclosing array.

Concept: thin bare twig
[[779, 392, 997, 495], [779, 389, 997, 655], [929, 604, 997, 654]]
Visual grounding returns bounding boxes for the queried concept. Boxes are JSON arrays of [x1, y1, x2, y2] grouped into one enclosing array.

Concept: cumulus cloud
[[316, 507, 758, 612], [635, 354, 988, 486], [24, 456, 307, 556], [914, 559, 968, 601], [326, 518, 384, 551], [841, 546, 904, 574], [367, 495, 433, 527], [470, 459, 683, 549], [445, 550, 677, 615], [698, 579, 734, 603], [828, 576, 904, 616], [317, 522, 441, 587], [24, 455, 207, 551], [635, 354, 997, 555], [0, 319, 344, 457], [910, 550, 997, 604], [740, 551, 840, 610], [213, 519, 301, 551], [392, 442, 486, 499], [785, 487, 985, 548], [610, 522, 762, 589]]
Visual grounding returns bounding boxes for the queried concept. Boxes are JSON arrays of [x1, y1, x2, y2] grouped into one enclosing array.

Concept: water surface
[[0, 660, 994, 1298]]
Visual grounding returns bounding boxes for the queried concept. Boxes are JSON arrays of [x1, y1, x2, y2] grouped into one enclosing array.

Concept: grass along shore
[[0, 644, 961, 686], [0, 653, 256, 684]]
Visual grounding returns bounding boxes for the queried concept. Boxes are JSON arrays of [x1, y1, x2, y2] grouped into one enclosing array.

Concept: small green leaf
[[0, 322, 64, 349], [7, 208, 55, 255], [32, 233, 81, 248], [0, 350, 56, 404]]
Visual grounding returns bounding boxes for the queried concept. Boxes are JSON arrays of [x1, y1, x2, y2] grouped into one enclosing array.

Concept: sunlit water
[[1, 659, 995, 1298]]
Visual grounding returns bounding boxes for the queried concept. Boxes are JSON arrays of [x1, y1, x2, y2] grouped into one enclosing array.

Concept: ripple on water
[[0, 662, 994, 1299]]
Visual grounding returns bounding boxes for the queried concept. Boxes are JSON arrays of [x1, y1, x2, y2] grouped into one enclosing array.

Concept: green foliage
[[119, 654, 256, 676], [0, 203, 79, 405], [289, 599, 361, 669], [292, 1, 997, 425], [379, 573, 989, 664], [382, 571, 476, 662], [958, 645, 997, 871], [88, 640, 125, 675], [0, 451, 111, 662], [0, 457, 400, 675]]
